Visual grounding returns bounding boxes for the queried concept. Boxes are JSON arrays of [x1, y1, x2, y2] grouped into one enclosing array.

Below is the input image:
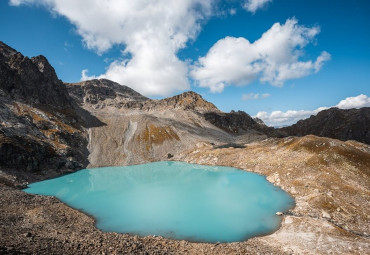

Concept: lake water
[[24, 161, 294, 243]]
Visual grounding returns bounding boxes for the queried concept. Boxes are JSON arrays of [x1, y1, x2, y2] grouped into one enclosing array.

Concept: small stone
[[322, 210, 331, 219], [290, 187, 297, 194], [24, 232, 32, 237]]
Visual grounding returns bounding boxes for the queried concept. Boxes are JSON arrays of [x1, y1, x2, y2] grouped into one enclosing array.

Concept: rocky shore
[[0, 183, 288, 255]]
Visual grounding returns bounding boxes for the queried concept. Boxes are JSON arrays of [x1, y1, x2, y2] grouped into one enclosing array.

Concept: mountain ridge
[[280, 107, 370, 144], [66, 79, 220, 113], [1, 39, 369, 181]]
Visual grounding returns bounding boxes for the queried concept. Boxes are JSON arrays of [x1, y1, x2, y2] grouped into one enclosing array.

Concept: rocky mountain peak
[[66, 78, 148, 109], [31, 55, 59, 82], [153, 91, 220, 113], [0, 41, 73, 109]]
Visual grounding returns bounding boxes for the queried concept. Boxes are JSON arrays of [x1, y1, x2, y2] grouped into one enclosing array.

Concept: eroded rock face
[[280, 107, 370, 144], [0, 41, 101, 181], [0, 41, 73, 109]]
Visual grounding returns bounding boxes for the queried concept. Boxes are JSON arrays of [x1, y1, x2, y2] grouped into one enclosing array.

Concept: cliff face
[[0, 42, 73, 109], [0, 42, 101, 182], [280, 107, 370, 145]]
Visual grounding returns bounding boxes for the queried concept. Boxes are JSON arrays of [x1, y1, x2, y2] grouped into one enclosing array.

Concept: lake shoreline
[[1, 136, 369, 254]]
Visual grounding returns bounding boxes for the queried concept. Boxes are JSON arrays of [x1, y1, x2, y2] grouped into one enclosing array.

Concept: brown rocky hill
[[279, 107, 370, 145], [146, 91, 220, 113]]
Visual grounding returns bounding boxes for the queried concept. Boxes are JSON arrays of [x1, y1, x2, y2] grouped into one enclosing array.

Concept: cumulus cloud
[[255, 94, 370, 127], [242, 93, 270, 101], [336, 94, 370, 109], [191, 18, 330, 93], [255, 107, 328, 127], [10, 0, 212, 96], [243, 0, 272, 14]]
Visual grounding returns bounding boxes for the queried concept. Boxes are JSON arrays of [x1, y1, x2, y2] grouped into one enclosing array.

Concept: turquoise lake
[[24, 161, 294, 243]]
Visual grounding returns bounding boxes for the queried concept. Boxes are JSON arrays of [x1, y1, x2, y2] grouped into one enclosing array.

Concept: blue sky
[[1, 0, 369, 126]]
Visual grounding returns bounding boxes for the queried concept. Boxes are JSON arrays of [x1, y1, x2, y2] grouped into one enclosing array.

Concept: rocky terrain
[[65, 79, 243, 167], [0, 41, 369, 254], [176, 136, 370, 254], [280, 107, 370, 145], [0, 42, 104, 184]]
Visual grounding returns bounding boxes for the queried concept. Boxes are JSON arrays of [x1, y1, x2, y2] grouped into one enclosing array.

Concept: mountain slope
[[66, 79, 255, 167]]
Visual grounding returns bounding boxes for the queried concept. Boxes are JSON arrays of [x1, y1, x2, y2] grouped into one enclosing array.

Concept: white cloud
[[255, 94, 370, 127], [10, 0, 212, 97], [242, 93, 270, 101], [336, 94, 370, 109], [243, 0, 272, 14], [191, 18, 330, 93]]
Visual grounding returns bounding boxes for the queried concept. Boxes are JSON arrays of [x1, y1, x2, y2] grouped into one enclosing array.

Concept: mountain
[[66, 79, 149, 109], [0, 41, 72, 109], [1, 41, 369, 255], [279, 107, 370, 145], [0, 42, 101, 182], [0, 41, 268, 179], [66, 82, 240, 167], [67, 80, 219, 113]]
